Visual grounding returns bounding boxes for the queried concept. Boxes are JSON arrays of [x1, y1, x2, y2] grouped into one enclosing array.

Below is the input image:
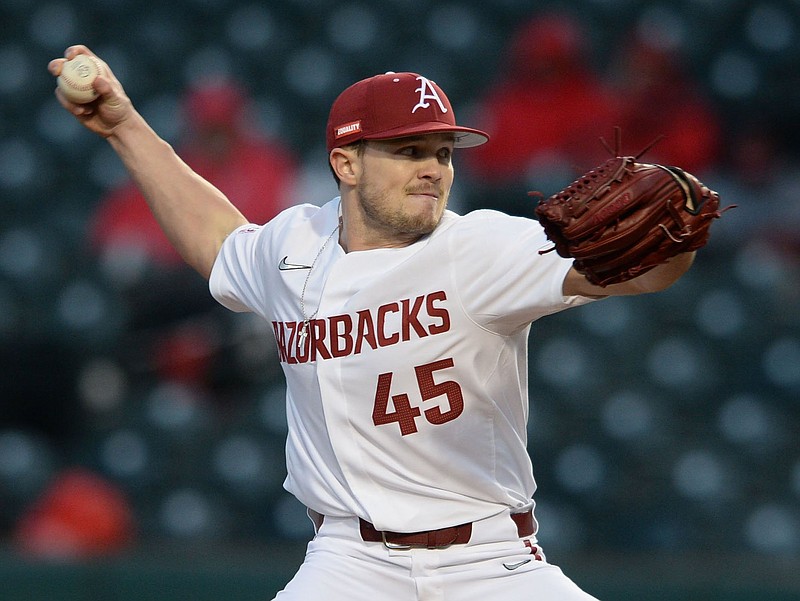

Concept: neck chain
[[298, 225, 340, 346]]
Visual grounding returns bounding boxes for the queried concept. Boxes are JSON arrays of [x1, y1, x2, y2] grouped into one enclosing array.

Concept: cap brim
[[364, 122, 489, 148], [452, 130, 490, 148]]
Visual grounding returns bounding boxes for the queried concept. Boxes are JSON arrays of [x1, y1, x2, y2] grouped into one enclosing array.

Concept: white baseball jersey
[[210, 197, 591, 533]]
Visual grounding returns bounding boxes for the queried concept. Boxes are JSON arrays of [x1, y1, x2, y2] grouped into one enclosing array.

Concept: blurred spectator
[[709, 113, 800, 314], [87, 78, 299, 388], [91, 77, 299, 268], [14, 467, 135, 559], [722, 114, 787, 192], [707, 111, 800, 238], [605, 38, 722, 174], [462, 11, 619, 214]]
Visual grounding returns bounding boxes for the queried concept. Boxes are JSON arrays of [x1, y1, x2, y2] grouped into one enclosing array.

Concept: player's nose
[[416, 156, 444, 181]]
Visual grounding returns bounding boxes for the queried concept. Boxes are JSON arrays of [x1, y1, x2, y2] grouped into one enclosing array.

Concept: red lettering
[[402, 296, 428, 340], [377, 303, 400, 346], [427, 291, 450, 334], [271, 321, 288, 363], [330, 314, 354, 357], [272, 290, 451, 364], [354, 309, 378, 354], [372, 372, 421, 436], [311, 319, 331, 361], [371, 358, 463, 436], [285, 321, 299, 364], [416, 358, 463, 424]]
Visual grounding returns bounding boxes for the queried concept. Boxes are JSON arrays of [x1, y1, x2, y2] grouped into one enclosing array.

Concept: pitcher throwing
[[49, 45, 724, 600]]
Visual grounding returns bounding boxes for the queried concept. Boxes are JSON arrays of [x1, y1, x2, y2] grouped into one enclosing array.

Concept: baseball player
[[50, 46, 699, 600]]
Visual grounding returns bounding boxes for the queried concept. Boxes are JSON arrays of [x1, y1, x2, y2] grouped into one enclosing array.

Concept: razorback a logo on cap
[[335, 120, 362, 139], [412, 76, 448, 114]]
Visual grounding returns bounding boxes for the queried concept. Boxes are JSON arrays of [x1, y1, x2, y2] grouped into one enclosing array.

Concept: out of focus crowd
[[1, 0, 798, 561]]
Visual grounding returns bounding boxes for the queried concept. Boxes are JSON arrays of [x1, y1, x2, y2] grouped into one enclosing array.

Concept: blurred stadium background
[[1, 0, 799, 599]]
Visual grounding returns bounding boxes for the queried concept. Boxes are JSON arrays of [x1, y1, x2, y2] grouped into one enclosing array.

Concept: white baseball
[[57, 55, 102, 104]]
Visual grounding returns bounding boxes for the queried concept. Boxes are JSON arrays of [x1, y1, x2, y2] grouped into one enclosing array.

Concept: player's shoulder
[[223, 199, 339, 255], [430, 209, 551, 267], [248, 198, 339, 235], [461, 208, 527, 223], [437, 208, 539, 237], [272, 199, 333, 227]]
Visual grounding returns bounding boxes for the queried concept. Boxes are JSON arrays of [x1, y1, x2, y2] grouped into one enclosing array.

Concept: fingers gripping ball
[[57, 55, 102, 104], [533, 153, 729, 287]]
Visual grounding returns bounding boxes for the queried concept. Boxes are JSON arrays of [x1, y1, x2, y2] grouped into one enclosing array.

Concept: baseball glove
[[533, 135, 728, 287]]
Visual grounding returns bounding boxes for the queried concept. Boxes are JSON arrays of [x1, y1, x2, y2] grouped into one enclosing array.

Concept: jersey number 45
[[372, 358, 464, 436]]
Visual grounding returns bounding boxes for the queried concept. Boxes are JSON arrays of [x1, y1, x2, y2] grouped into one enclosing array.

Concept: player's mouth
[[406, 187, 440, 200]]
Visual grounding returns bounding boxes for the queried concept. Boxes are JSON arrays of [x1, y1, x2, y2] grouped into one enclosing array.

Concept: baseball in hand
[[57, 55, 102, 104]]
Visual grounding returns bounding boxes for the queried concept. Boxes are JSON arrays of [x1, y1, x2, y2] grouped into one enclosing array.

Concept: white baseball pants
[[273, 509, 599, 601]]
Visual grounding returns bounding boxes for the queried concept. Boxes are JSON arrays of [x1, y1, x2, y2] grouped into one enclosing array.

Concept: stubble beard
[[356, 178, 448, 238]]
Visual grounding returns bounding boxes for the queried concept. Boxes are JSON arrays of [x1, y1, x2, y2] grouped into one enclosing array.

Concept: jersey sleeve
[[208, 223, 268, 316], [450, 210, 593, 334]]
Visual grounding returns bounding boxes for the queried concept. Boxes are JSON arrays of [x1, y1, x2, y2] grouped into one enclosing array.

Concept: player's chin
[[406, 212, 444, 236], [403, 201, 445, 234]]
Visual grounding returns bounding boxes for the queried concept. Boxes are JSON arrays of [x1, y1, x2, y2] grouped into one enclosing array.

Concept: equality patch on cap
[[334, 120, 362, 139]]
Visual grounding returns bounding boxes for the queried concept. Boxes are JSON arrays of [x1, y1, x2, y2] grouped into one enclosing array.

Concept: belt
[[309, 509, 535, 550]]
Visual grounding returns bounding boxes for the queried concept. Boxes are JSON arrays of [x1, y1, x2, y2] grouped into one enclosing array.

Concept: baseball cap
[[326, 71, 489, 152]]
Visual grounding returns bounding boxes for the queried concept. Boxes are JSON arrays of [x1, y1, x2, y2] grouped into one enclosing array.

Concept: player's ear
[[329, 147, 359, 186]]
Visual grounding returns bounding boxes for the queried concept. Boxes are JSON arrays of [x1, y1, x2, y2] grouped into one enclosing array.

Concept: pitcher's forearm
[[564, 252, 696, 298], [107, 111, 248, 278]]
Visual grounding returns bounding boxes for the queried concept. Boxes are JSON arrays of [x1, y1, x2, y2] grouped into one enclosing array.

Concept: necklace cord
[[299, 225, 340, 343]]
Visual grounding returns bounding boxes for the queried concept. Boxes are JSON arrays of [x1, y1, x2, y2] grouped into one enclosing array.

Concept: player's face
[[355, 134, 455, 240]]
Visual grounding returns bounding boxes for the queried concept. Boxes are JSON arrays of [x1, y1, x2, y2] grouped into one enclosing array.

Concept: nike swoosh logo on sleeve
[[278, 256, 312, 271]]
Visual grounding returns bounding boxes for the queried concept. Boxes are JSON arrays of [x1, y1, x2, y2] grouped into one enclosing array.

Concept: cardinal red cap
[[326, 72, 489, 152]]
